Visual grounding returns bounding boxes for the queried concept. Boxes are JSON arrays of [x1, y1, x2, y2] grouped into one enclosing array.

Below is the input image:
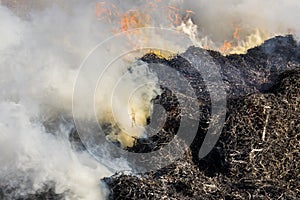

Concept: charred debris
[[103, 35, 300, 200]]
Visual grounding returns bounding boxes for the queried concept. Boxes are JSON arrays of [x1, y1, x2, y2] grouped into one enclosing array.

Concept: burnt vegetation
[[103, 35, 300, 200]]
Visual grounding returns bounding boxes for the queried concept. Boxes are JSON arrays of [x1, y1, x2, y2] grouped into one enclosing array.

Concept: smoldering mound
[[103, 35, 300, 200]]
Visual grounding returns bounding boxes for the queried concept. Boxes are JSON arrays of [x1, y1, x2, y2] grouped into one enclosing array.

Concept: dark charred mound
[[103, 35, 300, 200]]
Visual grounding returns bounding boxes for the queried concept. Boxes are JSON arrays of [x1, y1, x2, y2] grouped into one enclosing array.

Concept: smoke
[[0, 102, 111, 199], [0, 1, 154, 199]]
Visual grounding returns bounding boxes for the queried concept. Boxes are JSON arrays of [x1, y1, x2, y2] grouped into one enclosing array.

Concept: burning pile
[[1, 1, 300, 199], [102, 35, 300, 199]]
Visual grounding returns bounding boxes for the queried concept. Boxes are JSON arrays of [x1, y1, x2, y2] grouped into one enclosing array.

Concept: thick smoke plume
[[0, 1, 152, 199]]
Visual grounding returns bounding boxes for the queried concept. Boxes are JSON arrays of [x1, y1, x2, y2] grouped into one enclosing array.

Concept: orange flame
[[219, 26, 241, 54], [95, 2, 112, 20], [95, 2, 270, 55], [95, 1, 194, 32], [220, 40, 232, 53], [118, 11, 151, 35], [167, 6, 182, 26], [233, 26, 240, 40], [94, 1, 195, 51], [120, 11, 140, 32], [167, 7, 194, 26]]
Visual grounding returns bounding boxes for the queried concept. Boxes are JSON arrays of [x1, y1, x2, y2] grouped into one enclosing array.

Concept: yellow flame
[[148, 49, 174, 60], [220, 40, 232, 54]]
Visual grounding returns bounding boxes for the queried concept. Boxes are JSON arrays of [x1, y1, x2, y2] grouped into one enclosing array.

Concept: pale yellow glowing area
[[105, 104, 151, 148], [227, 29, 272, 55], [178, 19, 275, 55]]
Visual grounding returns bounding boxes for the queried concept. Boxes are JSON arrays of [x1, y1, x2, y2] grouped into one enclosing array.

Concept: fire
[[95, 1, 195, 34], [233, 26, 240, 40], [219, 25, 241, 53], [95, 2, 275, 56], [167, 6, 195, 27], [94, 1, 282, 56], [119, 11, 150, 33], [95, 2, 112, 21], [219, 27, 272, 55], [94, 1, 194, 56], [167, 6, 181, 26], [220, 40, 232, 53]]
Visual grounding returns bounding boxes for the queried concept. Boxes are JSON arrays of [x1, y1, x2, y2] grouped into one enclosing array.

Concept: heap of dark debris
[[103, 35, 300, 200]]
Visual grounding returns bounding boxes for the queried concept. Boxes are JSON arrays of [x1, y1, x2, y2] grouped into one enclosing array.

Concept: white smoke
[[0, 1, 148, 199], [0, 102, 112, 199]]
